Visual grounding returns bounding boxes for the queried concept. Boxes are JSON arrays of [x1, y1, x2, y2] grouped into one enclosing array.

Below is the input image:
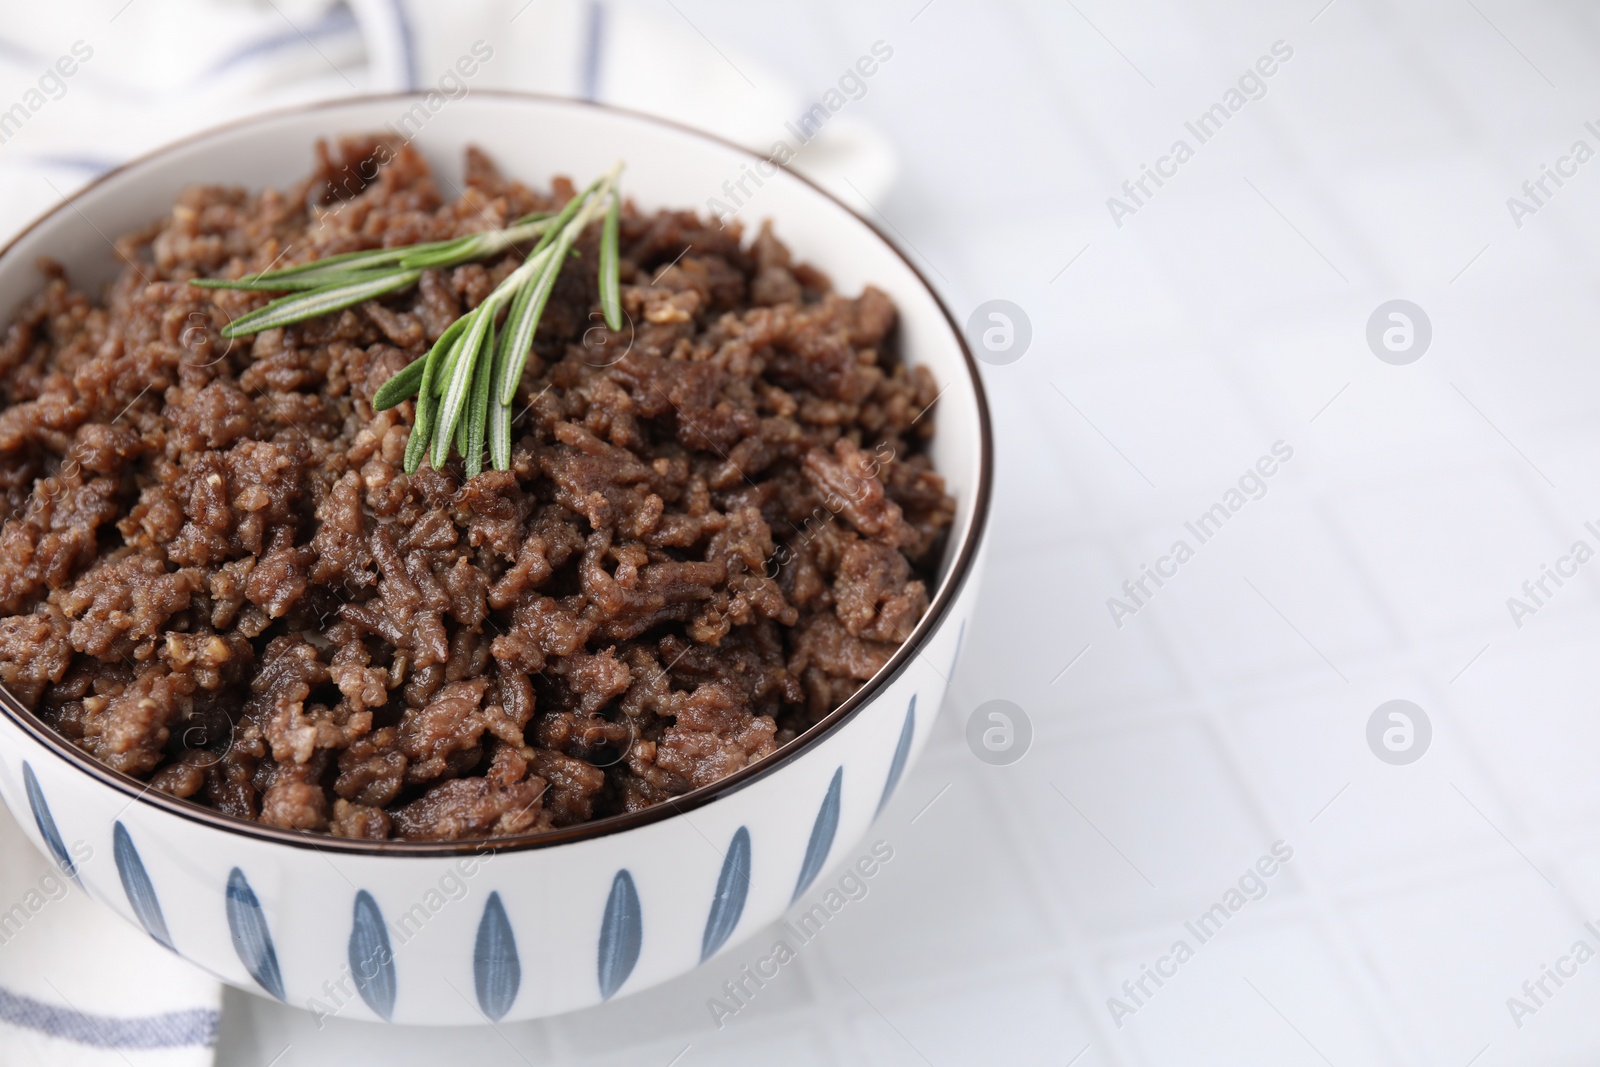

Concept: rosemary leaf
[[404, 404, 429, 473], [405, 338, 445, 474], [194, 217, 555, 297], [459, 214, 556, 261], [371, 355, 425, 411], [492, 245, 555, 406], [453, 390, 469, 464], [490, 396, 513, 472], [222, 269, 422, 337], [195, 268, 404, 293], [398, 234, 483, 270], [202, 244, 450, 291], [599, 190, 622, 331], [547, 173, 608, 230], [373, 315, 470, 411], [263, 245, 436, 275], [497, 229, 577, 405], [506, 172, 605, 273], [432, 302, 498, 469], [432, 307, 478, 398], [488, 315, 515, 472], [464, 318, 495, 478]]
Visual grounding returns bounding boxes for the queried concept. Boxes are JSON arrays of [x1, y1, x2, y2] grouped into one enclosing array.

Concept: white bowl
[[0, 93, 991, 1025]]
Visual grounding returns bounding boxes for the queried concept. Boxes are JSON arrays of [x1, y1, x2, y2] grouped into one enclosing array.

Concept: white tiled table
[[12, 0, 1600, 1062]]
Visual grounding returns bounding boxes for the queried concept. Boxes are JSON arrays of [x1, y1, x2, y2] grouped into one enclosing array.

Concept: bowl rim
[[0, 89, 992, 855]]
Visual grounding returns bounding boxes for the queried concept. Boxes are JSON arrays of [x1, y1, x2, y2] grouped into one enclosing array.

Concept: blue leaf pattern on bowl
[[474, 892, 520, 1021], [792, 767, 842, 903], [22, 762, 79, 887], [226, 868, 285, 1001], [875, 694, 917, 817], [350, 890, 397, 1020], [598, 870, 642, 1000], [113, 822, 172, 949], [700, 826, 751, 962]]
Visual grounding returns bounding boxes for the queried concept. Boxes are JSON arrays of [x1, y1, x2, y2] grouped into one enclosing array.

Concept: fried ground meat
[[0, 137, 952, 840]]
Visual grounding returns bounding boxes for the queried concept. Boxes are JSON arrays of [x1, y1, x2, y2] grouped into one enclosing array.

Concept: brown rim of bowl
[[0, 90, 993, 855]]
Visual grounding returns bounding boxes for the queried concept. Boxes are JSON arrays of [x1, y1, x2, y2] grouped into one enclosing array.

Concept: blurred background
[[5, 0, 1600, 1063]]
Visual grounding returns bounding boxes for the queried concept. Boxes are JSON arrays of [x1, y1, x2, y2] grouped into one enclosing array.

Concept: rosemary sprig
[[189, 164, 626, 475]]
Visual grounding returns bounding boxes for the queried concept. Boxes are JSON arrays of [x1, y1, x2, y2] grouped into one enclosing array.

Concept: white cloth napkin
[[0, 0, 896, 235], [0, 804, 220, 1066], [0, 3, 896, 1063]]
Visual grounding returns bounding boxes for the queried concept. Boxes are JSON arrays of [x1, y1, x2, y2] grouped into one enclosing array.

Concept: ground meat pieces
[[0, 473, 121, 615], [0, 608, 72, 705], [259, 772, 330, 832], [156, 631, 250, 691], [335, 727, 408, 807], [82, 666, 196, 776], [245, 538, 312, 619], [72, 422, 144, 476], [390, 773, 549, 841], [802, 439, 915, 548], [491, 593, 588, 674], [457, 469, 529, 561], [330, 798, 392, 839], [654, 683, 777, 788], [529, 748, 606, 825], [150, 748, 212, 799], [54, 552, 198, 660], [328, 638, 388, 712], [0, 140, 953, 839], [166, 380, 258, 453], [399, 678, 489, 783], [834, 539, 929, 643], [789, 613, 899, 719]]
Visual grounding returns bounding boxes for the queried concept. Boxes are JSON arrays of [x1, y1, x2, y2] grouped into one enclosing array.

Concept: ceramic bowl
[[0, 93, 991, 1025]]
